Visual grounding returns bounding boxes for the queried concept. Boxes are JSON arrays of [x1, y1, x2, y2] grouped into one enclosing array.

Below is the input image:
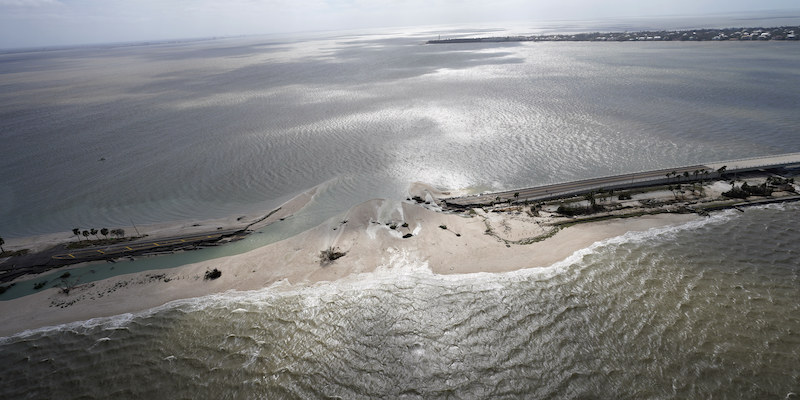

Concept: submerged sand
[[0, 196, 698, 337]]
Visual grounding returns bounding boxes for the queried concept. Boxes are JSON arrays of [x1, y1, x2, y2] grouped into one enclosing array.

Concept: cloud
[[2, 0, 800, 49]]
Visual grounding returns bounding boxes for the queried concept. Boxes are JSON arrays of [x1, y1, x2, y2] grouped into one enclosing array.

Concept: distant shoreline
[[428, 25, 800, 44]]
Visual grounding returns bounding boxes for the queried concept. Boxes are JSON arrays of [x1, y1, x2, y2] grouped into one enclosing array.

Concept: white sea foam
[[603, 209, 739, 247], [0, 203, 772, 342], [0, 312, 136, 342]]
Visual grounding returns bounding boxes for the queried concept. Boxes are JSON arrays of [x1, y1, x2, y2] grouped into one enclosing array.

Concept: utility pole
[[130, 218, 141, 237]]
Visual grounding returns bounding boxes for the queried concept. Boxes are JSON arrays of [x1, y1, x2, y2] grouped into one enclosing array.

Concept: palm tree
[[583, 191, 597, 209], [0, 236, 5, 253], [101, 228, 109, 239], [72, 228, 81, 242], [90, 228, 99, 240], [82, 230, 90, 241]]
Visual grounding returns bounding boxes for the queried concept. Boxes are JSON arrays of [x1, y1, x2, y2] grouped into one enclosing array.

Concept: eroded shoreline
[[1, 169, 799, 337]]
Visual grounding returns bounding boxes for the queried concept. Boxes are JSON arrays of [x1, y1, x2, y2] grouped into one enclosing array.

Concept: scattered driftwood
[[204, 268, 222, 280], [59, 278, 79, 295], [319, 246, 346, 265]]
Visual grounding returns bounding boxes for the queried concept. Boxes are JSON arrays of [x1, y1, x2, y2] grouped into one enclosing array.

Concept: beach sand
[[0, 197, 698, 337]]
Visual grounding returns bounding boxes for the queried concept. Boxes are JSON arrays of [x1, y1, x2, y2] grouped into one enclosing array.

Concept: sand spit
[[2, 188, 319, 256], [0, 197, 697, 337], [0, 187, 320, 285]]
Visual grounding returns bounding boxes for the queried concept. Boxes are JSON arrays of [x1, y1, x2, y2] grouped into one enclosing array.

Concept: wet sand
[[0, 197, 697, 337]]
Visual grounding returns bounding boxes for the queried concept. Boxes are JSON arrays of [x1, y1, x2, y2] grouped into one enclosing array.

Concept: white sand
[[0, 197, 698, 337]]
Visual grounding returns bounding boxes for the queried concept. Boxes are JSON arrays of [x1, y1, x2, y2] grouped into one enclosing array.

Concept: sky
[[1, 0, 799, 49]]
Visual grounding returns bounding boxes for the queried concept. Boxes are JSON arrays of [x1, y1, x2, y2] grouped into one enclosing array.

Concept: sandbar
[[0, 196, 698, 337]]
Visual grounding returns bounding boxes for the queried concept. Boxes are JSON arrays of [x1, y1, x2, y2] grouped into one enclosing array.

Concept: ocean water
[[1, 204, 798, 398], [2, 23, 800, 398], [2, 29, 800, 237]]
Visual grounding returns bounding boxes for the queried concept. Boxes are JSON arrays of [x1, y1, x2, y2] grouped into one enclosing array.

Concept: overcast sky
[[2, 0, 799, 49]]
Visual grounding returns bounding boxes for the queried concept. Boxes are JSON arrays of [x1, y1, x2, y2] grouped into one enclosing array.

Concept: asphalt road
[[50, 229, 243, 261], [444, 165, 711, 207]]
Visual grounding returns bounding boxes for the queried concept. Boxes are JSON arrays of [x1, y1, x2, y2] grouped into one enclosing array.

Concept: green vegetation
[[110, 228, 126, 238], [556, 193, 605, 217], [70, 227, 126, 244], [429, 25, 800, 43], [767, 176, 796, 191], [722, 182, 772, 199]]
